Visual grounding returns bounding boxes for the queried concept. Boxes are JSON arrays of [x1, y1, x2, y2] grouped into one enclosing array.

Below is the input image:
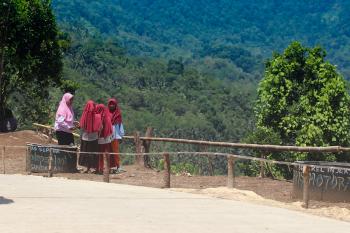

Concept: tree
[[167, 59, 184, 75], [256, 42, 350, 161], [242, 127, 294, 179], [0, 0, 62, 124]]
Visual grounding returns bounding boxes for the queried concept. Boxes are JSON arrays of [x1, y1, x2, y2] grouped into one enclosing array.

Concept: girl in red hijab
[[78, 100, 101, 173], [96, 104, 114, 173], [108, 98, 125, 172]]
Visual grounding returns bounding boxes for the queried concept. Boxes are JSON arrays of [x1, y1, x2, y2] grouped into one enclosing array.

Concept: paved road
[[0, 175, 349, 233]]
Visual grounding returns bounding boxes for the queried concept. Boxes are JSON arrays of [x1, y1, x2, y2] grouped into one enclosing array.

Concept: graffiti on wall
[[294, 165, 350, 192]]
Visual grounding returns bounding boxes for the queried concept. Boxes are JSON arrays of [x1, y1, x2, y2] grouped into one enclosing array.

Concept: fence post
[[103, 153, 110, 183], [76, 147, 81, 170], [259, 153, 266, 178], [48, 128, 53, 143], [143, 127, 153, 168], [302, 165, 311, 208], [2, 146, 5, 174], [163, 153, 170, 188], [227, 155, 236, 188], [26, 145, 31, 174], [48, 147, 53, 178], [207, 155, 214, 176], [134, 131, 143, 166]]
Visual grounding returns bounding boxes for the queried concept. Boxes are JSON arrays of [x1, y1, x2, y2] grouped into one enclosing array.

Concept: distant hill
[[53, 0, 350, 78]]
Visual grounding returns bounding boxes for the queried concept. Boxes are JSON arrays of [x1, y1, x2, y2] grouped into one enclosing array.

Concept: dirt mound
[[173, 187, 266, 202], [0, 130, 48, 146], [0, 130, 49, 174], [172, 187, 350, 222]]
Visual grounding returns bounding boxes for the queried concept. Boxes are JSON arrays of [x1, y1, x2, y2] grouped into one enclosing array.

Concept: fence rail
[[33, 123, 350, 153]]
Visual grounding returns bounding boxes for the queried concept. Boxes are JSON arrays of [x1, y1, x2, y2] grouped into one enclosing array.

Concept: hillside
[[52, 0, 350, 78], [14, 0, 348, 144]]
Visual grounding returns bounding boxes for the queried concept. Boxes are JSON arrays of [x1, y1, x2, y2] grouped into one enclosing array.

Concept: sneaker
[[113, 167, 126, 174]]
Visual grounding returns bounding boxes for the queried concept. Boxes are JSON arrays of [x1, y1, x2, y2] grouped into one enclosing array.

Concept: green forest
[[2, 0, 350, 177], [49, 0, 350, 139]]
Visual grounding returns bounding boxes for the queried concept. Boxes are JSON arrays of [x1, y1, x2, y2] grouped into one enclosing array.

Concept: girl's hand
[[74, 121, 80, 128]]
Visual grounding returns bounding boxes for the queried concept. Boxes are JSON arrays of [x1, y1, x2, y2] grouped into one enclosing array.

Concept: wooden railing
[[33, 123, 350, 152], [33, 122, 350, 179]]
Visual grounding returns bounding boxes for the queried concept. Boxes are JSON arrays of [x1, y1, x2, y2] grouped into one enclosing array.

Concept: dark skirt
[[56, 131, 74, 145], [99, 143, 112, 153], [98, 143, 113, 173], [79, 140, 99, 169]]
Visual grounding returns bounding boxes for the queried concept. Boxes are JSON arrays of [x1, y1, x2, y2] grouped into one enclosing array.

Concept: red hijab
[[95, 104, 113, 138], [108, 98, 122, 125], [79, 100, 101, 133]]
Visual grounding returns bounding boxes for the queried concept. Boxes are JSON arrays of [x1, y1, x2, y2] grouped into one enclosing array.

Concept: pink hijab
[[56, 93, 74, 123]]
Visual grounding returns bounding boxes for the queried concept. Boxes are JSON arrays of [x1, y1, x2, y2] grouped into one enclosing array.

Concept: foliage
[[241, 127, 293, 179], [0, 0, 63, 126], [52, 0, 350, 78], [256, 42, 350, 162], [49, 0, 350, 175], [58, 35, 257, 143], [170, 162, 199, 176], [6, 1, 350, 176], [60, 79, 80, 94]]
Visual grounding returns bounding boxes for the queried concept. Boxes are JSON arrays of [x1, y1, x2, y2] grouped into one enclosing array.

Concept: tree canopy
[[0, 0, 62, 123], [52, 0, 350, 78], [256, 42, 350, 161]]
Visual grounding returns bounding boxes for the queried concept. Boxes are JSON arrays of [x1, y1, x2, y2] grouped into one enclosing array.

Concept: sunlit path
[[0, 175, 349, 233]]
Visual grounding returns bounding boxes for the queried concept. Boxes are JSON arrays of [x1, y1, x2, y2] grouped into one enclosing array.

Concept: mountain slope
[[52, 0, 350, 77]]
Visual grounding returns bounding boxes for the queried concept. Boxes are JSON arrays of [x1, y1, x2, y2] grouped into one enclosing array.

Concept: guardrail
[[33, 123, 350, 153], [33, 122, 350, 179]]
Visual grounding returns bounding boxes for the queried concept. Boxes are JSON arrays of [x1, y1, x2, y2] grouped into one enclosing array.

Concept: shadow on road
[[0, 196, 14, 205]]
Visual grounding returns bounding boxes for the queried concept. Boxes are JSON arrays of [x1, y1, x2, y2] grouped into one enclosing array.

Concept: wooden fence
[[32, 123, 350, 208], [33, 123, 350, 153], [33, 121, 350, 178]]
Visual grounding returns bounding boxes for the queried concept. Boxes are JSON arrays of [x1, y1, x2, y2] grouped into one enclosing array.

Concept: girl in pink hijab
[[54, 93, 78, 145]]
